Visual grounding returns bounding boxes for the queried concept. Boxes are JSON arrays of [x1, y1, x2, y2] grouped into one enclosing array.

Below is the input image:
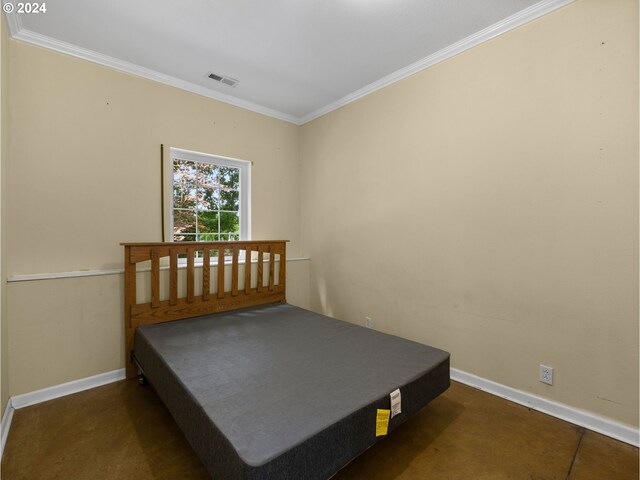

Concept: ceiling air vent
[[208, 72, 239, 88]]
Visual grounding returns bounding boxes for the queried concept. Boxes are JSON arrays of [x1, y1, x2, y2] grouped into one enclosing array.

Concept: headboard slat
[[231, 247, 239, 297], [244, 246, 252, 295], [279, 247, 286, 288], [269, 249, 275, 291], [187, 248, 195, 303], [151, 250, 160, 308], [202, 249, 210, 301], [217, 248, 225, 299], [169, 250, 178, 306], [257, 247, 264, 293]]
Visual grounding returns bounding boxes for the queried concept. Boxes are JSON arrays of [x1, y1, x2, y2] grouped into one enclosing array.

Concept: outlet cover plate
[[539, 365, 553, 385]]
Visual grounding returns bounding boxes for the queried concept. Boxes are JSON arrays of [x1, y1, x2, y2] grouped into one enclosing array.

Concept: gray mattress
[[134, 303, 450, 479]]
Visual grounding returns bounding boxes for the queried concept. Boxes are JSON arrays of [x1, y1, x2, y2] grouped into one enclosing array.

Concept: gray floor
[[2, 380, 638, 479]]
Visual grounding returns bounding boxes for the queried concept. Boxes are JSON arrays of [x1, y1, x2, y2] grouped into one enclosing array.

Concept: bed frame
[[121, 240, 288, 379]]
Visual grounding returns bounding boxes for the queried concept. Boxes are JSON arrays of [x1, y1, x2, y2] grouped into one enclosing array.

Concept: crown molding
[[3, 8, 22, 36], [10, 28, 299, 125], [299, 0, 575, 125], [5, 0, 574, 126]]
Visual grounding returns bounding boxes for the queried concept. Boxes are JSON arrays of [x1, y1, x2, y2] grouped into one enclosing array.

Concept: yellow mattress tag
[[376, 409, 390, 437]]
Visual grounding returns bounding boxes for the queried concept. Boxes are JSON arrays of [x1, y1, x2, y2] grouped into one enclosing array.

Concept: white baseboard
[[450, 368, 639, 447], [10, 369, 126, 409], [1, 399, 14, 459]]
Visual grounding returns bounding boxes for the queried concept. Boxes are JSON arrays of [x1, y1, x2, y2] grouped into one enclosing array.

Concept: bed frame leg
[[132, 355, 147, 385]]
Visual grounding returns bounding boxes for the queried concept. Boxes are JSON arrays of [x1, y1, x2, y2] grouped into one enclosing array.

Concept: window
[[165, 147, 250, 242]]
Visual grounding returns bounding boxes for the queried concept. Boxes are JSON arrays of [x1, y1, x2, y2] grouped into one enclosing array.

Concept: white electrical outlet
[[539, 365, 554, 385], [365, 316, 372, 329]]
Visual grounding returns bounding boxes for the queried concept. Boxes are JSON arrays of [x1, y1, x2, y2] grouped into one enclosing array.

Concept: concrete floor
[[2, 380, 637, 479]]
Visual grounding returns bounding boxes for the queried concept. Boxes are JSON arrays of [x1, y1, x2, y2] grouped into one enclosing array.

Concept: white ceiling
[[5, 0, 571, 124]]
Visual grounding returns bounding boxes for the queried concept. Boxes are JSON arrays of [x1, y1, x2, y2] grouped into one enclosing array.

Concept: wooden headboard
[[121, 240, 288, 379]]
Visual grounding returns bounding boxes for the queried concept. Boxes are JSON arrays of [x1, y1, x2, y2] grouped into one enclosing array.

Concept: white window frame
[[163, 146, 251, 244]]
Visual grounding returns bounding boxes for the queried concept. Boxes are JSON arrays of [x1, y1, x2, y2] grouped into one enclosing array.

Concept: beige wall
[[1, 15, 9, 413], [6, 41, 308, 395], [300, 0, 639, 427]]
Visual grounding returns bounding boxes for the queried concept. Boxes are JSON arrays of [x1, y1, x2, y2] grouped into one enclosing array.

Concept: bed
[[122, 240, 450, 479]]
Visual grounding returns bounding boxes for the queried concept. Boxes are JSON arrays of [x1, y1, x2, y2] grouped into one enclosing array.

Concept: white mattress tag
[[390, 388, 401, 418]]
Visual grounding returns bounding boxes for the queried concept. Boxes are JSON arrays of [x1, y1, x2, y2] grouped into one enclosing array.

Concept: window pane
[[198, 163, 220, 189], [219, 189, 239, 211], [219, 166, 240, 190], [198, 164, 220, 210], [173, 160, 197, 209], [198, 187, 220, 211], [197, 210, 219, 234], [174, 233, 196, 242], [220, 211, 239, 235], [173, 159, 197, 181], [198, 233, 219, 242], [174, 209, 196, 236], [174, 184, 197, 209], [216, 233, 239, 242]]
